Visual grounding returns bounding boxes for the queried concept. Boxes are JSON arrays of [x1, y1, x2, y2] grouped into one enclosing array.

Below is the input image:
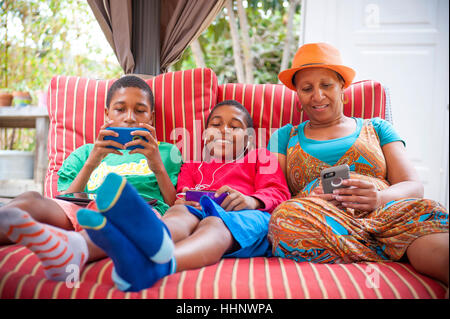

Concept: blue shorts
[[186, 196, 273, 258]]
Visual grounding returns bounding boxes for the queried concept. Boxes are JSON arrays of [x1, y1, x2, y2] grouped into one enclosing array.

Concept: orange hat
[[278, 42, 356, 90]]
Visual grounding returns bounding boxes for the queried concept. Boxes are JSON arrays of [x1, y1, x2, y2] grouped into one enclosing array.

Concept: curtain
[[159, 0, 226, 72], [87, 0, 135, 74], [88, 0, 226, 74]]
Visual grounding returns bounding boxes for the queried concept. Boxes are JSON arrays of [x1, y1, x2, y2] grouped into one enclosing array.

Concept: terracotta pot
[[0, 92, 13, 107], [12, 91, 32, 106]]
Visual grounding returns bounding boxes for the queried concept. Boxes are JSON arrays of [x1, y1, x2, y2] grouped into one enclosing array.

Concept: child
[[75, 100, 291, 291], [0, 75, 182, 282]]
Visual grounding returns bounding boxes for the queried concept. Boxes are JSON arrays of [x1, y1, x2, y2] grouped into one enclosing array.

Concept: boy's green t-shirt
[[57, 142, 182, 215]]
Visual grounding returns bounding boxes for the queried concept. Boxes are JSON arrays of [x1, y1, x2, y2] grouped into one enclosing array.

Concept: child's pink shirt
[[176, 148, 291, 213]]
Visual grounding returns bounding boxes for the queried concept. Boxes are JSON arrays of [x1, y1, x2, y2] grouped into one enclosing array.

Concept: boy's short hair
[[106, 75, 155, 111], [207, 100, 254, 129]]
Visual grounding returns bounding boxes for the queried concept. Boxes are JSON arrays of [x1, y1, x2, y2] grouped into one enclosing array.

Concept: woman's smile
[[311, 104, 329, 111]]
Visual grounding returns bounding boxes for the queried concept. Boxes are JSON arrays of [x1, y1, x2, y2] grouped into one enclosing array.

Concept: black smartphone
[[55, 192, 95, 206], [142, 196, 158, 206], [56, 192, 158, 207]]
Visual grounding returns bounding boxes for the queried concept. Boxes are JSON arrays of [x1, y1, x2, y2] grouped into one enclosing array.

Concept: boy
[[0, 75, 182, 282], [75, 101, 290, 291]]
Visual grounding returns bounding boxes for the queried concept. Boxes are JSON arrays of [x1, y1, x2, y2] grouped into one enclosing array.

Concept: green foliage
[[0, 0, 122, 151], [171, 0, 301, 84], [0, 0, 122, 94], [0, 0, 301, 150]]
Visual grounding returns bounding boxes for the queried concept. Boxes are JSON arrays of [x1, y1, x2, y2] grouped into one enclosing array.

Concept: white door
[[301, 0, 449, 208]]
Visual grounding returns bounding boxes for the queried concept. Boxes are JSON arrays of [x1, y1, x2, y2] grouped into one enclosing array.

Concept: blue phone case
[[185, 190, 228, 205], [104, 127, 149, 150]]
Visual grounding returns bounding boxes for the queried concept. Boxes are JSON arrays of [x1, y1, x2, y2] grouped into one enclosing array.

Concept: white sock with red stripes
[[0, 207, 88, 281]]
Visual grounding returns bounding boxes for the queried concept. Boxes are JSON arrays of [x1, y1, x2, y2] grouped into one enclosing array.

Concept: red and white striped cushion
[[0, 245, 446, 299], [34, 70, 444, 300], [44, 68, 218, 198], [217, 80, 388, 149]]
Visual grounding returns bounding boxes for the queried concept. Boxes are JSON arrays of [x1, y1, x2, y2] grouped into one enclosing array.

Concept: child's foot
[[0, 207, 88, 281], [77, 208, 176, 292], [95, 173, 174, 263]]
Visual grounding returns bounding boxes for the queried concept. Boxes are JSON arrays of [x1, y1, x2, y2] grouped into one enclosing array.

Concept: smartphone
[[56, 192, 158, 207], [141, 196, 158, 206], [320, 164, 350, 194], [55, 192, 95, 206], [185, 190, 229, 205], [104, 127, 150, 150]]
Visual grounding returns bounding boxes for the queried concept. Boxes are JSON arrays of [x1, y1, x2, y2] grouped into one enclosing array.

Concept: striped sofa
[[0, 68, 446, 299]]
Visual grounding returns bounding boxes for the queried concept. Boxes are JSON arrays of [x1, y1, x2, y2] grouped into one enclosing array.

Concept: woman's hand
[[86, 120, 125, 168], [333, 178, 382, 212], [215, 186, 263, 211], [309, 186, 343, 208]]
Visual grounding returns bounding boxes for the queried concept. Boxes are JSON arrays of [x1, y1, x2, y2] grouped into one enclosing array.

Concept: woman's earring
[[341, 92, 348, 105]]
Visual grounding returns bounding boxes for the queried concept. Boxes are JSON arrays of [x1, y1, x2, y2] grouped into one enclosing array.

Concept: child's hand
[[215, 186, 263, 211], [126, 123, 164, 172], [87, 120, 125, 167], [175, 188, 201, 209]]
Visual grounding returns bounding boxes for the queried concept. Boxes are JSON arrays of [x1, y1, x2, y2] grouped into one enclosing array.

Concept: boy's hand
[[87, 120, 125, 167], [126, 123, 164, 172], [175, 187, 201, 209], [216, 186, 263, 211]]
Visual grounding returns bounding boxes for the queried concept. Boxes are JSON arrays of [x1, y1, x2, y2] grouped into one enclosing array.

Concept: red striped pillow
[[45, 68, 218, 198], [217, 80, 388, 148]]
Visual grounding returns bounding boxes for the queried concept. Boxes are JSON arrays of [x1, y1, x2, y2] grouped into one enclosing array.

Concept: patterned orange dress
[[268, 120, 449, 263]]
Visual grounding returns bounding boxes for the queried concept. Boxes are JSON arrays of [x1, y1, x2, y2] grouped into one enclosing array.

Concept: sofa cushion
[[45, 68, 218, 198], [0, 245, 446, 299], [217, 80, 389, 149]]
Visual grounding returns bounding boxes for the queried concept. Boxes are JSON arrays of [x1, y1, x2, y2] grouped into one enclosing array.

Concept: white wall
[[300, 0, 449, 208]]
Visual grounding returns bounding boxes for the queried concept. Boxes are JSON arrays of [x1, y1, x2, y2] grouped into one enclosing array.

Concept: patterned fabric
[[0, 245, 447, 299], [268, 121, 449, 263], [269, 197, 448, 263], [45, 68, 218, 198], [287, 120, 389, 196]]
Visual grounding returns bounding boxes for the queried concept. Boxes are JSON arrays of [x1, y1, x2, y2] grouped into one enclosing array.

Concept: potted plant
[[0, 89, 13, 107], [12, 83, 32, 106]]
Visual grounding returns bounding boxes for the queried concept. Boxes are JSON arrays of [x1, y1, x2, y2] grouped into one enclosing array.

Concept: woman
[[267, 43, 449, 291]]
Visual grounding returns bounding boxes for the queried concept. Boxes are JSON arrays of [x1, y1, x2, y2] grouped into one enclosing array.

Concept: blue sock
[[77, 208, 176, 292], [94, 173, 174, 264]]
